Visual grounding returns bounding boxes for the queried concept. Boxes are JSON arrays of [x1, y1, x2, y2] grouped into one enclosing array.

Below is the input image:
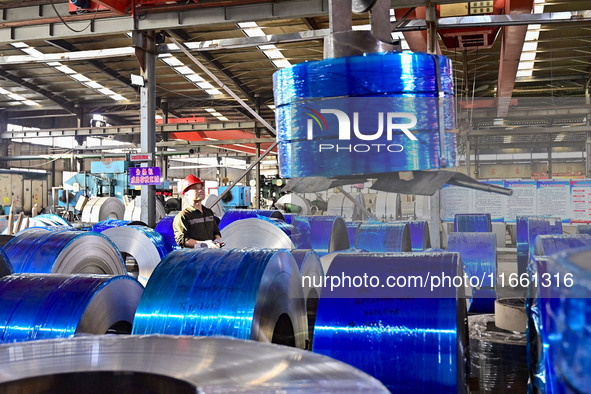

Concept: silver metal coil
[[221, 218, 295, 249], [81, 197, 125, 223]]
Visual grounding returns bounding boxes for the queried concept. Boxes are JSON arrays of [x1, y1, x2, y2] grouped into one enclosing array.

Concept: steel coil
[[516, 216, 562, 276], [312, 252, 468, 392], [407, 220, 431, 251], [469, 314, 528, 393], [291, 249, 324, 350], [101, 225, 170, 285], [0, 274, 143, 343], [447, 232, 497, 313], [576, 224, 591, 236], [276, 193, 311, 215], [219, 209, 285, 230], [81, 197, 125, 223], [31, 214, 72, 227], [283, 214, 312, 248], [355, 222, 412, 252], [374, 192, 399, 221], [3, 230, 126, 274], [221, 218, 296, 249], [123, 197, 166, 223], [454, 213, 492, 232], [0, 248, 13, 278], [132, 248, 308, 349], [155, 215, 179, 251], [89, 219, 131, 233], [542, 247, 591, 393], [345, 221, 361, 248], [534, 234, 591, 257], [327, 193, 366, 221], [0, 335, 388, 392], [305, 215, 350, 256], [203, 193, 224, 217]]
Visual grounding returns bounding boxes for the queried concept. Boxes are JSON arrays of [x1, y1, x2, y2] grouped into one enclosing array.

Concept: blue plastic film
[[453, 213, 492, 232], [155, 215, 180, 251], [0, 274, 143, 343], [312, 252, 467, 392], [355, 222, 411, 252], [0, 248, 13, 278], [517, 216, 563, 276], [407, 220, 431, 251], [273, 52, 454, 106], [305, 216, 350, 256], [345, 222, 362, 249], [219, 209, 285, 230], [89, 219, 131, 233], [534, 234, 591, 257], [30, 214, 73, 227], [132, 248, 307, 348]]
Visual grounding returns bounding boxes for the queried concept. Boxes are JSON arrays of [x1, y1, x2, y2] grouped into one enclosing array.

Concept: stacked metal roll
[[132, 248, 308, 349], [516, 216, 562, 275], [540, 247, 591, 393], [283, 214, 312, 248], [0, 248, 13, 278], [276, 193, 311, 215], [327, 193, 366, 222], [355, 222, 411, 252], [447, 232, 497, 313], [312, 252, 468, 392], [123, 197, 166, 223], [89, 219, 132, 233], [345, 221, 361, 248], [273, 52, 456, 178], [534, 234, 591, 257], [454, 213, 492, 232], [3, 229, 126, 274], [100, 225, 170, 285], [374, 192, 399, 221], [219, 209, 285, 230], [30, 214, 72, 227], [221, 217, 299, 249], [0, 274, 143, 342], [81, 197, 125, 223], [291, 249, 324, 350], [406, 220, 431, 251], [469, 314, 528, 393], [155, 215, 179, 251], [306, 215, 350, 256], [0, 335, 388, 393]]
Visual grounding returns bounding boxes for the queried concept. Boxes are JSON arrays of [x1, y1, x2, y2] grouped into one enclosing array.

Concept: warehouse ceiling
[[0, 0, 590, 156]]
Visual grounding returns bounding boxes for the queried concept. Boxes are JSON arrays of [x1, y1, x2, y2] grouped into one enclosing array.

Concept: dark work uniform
[[173, 205, 221, 247]]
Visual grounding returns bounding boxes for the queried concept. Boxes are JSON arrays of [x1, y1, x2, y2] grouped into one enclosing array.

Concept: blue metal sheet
[[453, 213, 491, 232], [355, 222, 411, 252], [517, 216, 562, 276]]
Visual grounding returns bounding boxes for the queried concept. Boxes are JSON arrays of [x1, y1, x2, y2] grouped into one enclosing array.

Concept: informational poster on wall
[[440, 185, 473, 222], [472, 180, 506, 222], [537, 180, 571, 223], [570, 180, 591, 223], [504, 180, 537, 222]]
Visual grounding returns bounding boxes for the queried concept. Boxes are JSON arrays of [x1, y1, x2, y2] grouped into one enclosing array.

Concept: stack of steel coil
[[516, 216, 562, 275], [154, 215, 179, 251], [218, 209, 285, 230], [355, 222, 411, 252], [132, 248, 308, 349], [305, 216, 350, 256], [81, 197, 125, 223]]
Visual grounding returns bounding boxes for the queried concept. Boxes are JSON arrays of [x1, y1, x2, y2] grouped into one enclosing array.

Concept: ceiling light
[[55, 65, 76, 74], [520, 52, 536, 61], [10, 42, 28, 48], [162, 57, 184, 67], [204, 108, 216, 112], [272, 59, 292, 68], [258, 44, 277, 50], [47, 62, 62, 67], [263, 49, 284, 59], [98, 88, 116, 95], [84, 81, 103, 89], [522, 42, 538, 52], [197, 82, 214, 89], [238, 22, 258, 28], [268, 105, 276, 110], [174, 66, 194, 75], [217, 116, 229, 121], [211, 112, 222, 117], [206, 88, 222, 95], [0, 88, 11, 95], [187, 74, 204, 82], [22, 100, 40, 106], [525, 31, 540, 41], [518, 61, 534, 70], [70, 74, 91, 82], [21, 47, 43, 57], [110, 94, 126, 101], [516, 70, 533, 78], [243, 28, 265, 37], [8, 93, 26, 101]]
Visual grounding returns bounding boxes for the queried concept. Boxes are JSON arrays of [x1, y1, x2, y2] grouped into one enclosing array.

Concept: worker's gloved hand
[[196, 240, 219, 249], [213, 239, 225, 248]]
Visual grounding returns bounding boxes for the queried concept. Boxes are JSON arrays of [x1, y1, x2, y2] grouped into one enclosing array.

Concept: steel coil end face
[[54, 233, 127, 275]]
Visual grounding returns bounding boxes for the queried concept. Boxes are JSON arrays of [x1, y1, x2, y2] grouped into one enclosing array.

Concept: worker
[[173, 174, 224, 248]]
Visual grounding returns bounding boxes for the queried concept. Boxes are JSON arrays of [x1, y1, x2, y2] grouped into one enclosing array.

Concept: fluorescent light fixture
[[516, 70, 533, 78], [175, 66, 194, 75], [162, 56, 184, 67], [520, 52, 537, 61], [534, 4, 544, 13], [206, 88, 222, 95], [21, 47, 43, 57], [258, 44, 277, 50], [98, 88, 115, 95], [263, 49, 284, 59], [268, 105, 276, 110], [110, 94, 126, 101], [10, 42, 28, 48], [55, 65, 76, 74], [197, 82, 214, 89], [204, 108, 216, 112], [518, 61, 534, 70], [71, 74, 91, 82], [243, 28, 265, 37], [272, 59, 291, 68], [217, 116, 229, 121], [187, 74, 204, 82], [22, 100, 40, 106], [8, 93, 26, 101], [47, 62, 62, 67], [211, 112, 223, 117], [83, 81, 104, 89], [0, 88, 11, 95], [522, 42, 538, 51], [525, 31, 540, 41], [238, 22, 258, 28]]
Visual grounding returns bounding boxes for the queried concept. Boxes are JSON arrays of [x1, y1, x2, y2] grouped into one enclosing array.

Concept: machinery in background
[[0, 170, 48, 216], [218, 185, 250, 210]]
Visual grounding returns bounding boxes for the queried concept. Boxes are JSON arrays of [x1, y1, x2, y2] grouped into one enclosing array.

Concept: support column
[[135, 31, 157, 227], [547, 146, 552, 179], [426, 5, 438, 55], [255, 96, 261, 209], [161, 98, 169, 181], [0, 113, 7, 169]]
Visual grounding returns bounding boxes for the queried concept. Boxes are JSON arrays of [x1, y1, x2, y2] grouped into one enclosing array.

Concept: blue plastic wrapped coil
[[355, 222, 411, 252], [517, 216, 562, 276], [454, 213, 492, 233]]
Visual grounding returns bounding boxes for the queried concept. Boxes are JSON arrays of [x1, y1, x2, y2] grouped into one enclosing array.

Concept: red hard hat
[[181, 174, 204, 195]]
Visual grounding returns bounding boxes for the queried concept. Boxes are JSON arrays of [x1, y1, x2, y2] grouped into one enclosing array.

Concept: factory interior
[[0, 0, 591, 392]]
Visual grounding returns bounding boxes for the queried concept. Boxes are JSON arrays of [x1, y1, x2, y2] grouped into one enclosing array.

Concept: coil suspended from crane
[[0, 274, 143, 343], [312, 252, 468, 392], [3, 230, 126, 274], [132, 248, 308, 349], [273, 52, 456, 178], [0, 335, 388, 393]]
